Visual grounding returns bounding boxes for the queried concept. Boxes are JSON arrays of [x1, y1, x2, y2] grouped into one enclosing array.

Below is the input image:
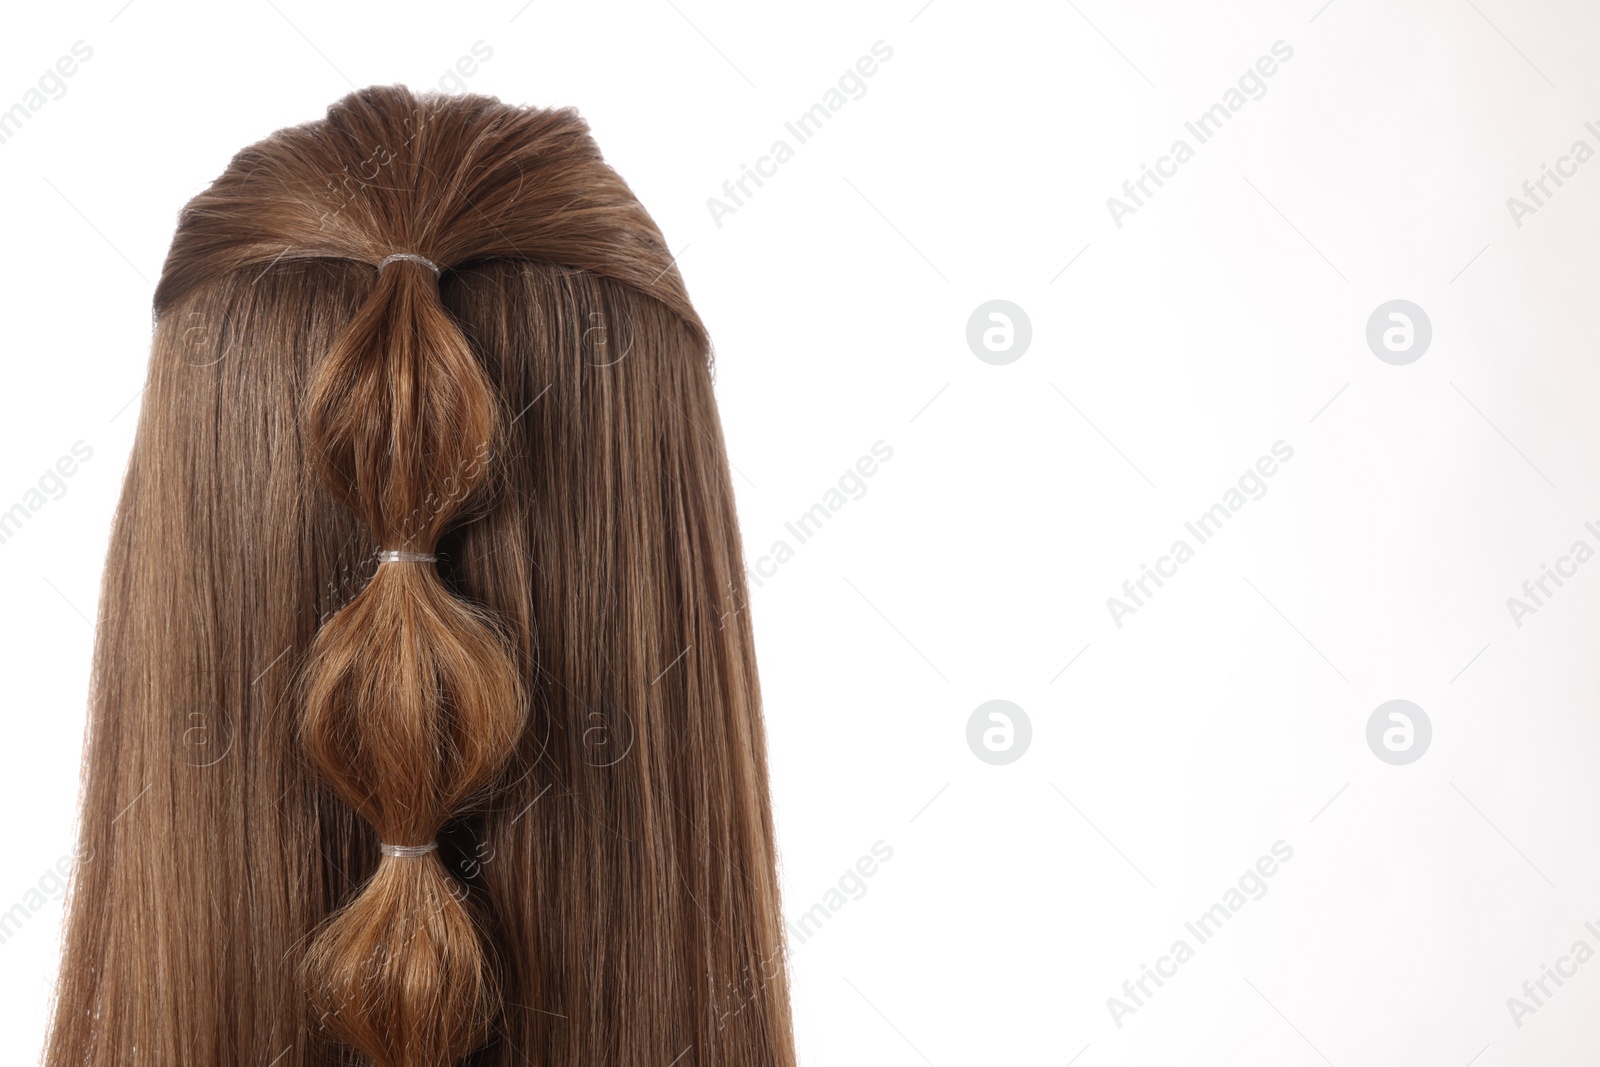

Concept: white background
[[3, 1, 1600, 1064]]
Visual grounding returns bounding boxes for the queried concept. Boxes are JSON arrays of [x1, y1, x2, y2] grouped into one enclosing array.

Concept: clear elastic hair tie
[[377, 549, 437, 564], [380, 842, 438, 858], [377, 252, 441, 275]]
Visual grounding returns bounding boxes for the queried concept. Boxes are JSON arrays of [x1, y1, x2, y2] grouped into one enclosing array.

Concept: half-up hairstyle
[[45, 86, 795, 1067]]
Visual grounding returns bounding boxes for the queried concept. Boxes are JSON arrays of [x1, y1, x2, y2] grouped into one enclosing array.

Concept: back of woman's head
[[46, 85, 794, 1067]]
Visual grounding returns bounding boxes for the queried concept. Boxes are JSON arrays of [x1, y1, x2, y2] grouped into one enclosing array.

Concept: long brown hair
[[45, 85, 795, 1067]]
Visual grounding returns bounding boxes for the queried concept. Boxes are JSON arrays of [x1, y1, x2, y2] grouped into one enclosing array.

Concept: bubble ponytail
[[297, 251, 523, 1067], [47, 84, 796, 1067]]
